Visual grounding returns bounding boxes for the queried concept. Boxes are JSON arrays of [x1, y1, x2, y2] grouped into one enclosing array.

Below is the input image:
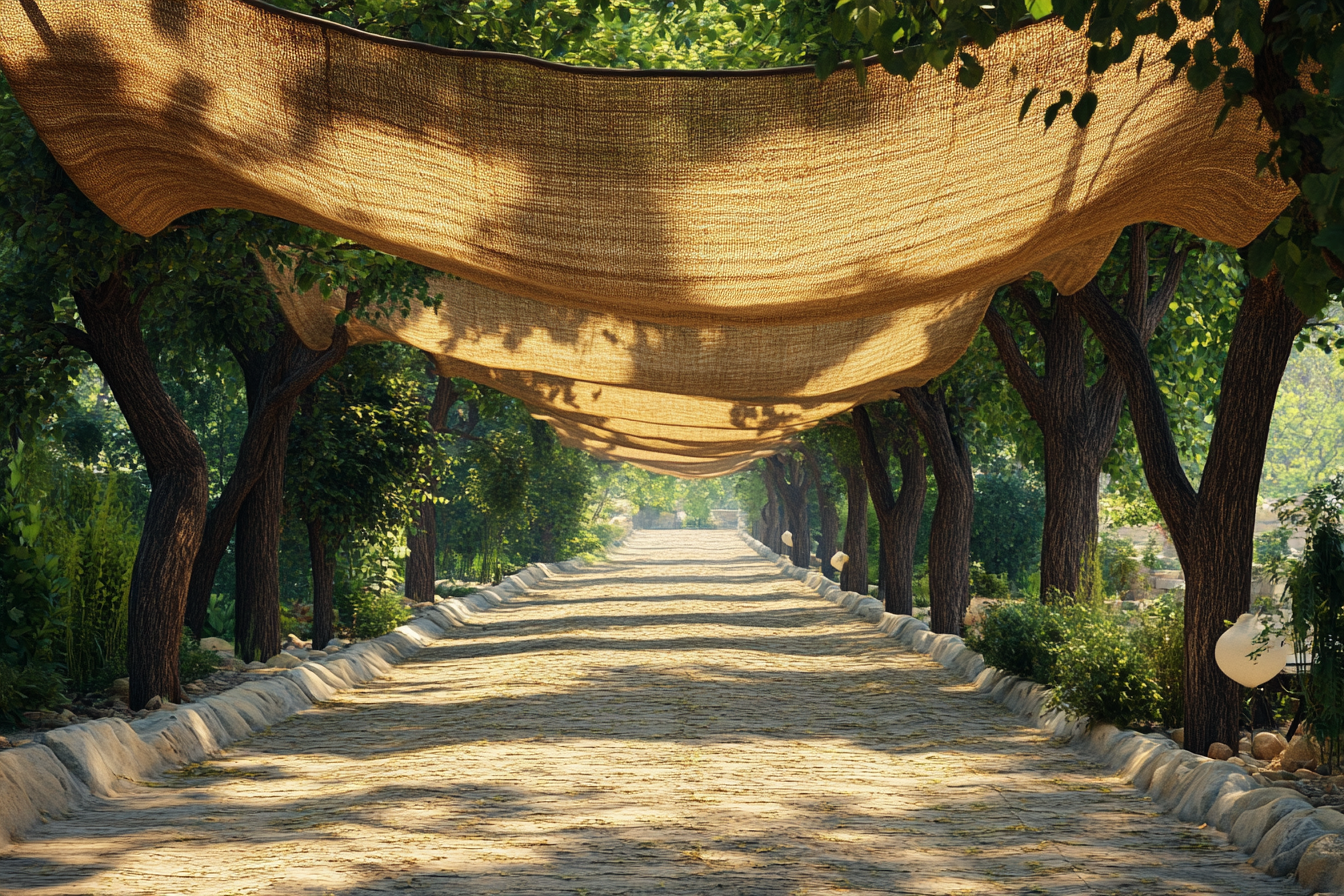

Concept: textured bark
[[184, 316, 350, 635], [838, 461, 870, 595], [760, 462, 784, 554], [803, 448, 840, 579], [1078, 272, 1305, 757], [771, 454, 811, 567], [852, 405, 926, 616], [406, 374, 459, 602], [899, 387, 972, 634], [307, 516, 336, 651], [982, 232, 1183, 600], [71, 274, 209, 709], [233, 426, 287, 663]]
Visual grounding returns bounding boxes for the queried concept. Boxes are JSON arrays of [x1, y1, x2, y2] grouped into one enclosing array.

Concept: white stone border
[[0, 559, 588, 848], [739, 529, 1344, 888]]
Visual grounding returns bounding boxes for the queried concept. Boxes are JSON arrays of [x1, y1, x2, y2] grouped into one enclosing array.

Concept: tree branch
[[982, 303, 1045, 415], [1076, 282, 1198, 531]]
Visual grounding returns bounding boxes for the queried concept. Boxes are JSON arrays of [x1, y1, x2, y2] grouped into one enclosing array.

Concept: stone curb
[[0, 558, 588, 848], [738, 530, 1343, 888]]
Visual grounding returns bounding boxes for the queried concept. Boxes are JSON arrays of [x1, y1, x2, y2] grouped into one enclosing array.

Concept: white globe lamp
[[831, 551, 849, 572], [1215, 613, 1293, 688], [781, 531, 794, 548]]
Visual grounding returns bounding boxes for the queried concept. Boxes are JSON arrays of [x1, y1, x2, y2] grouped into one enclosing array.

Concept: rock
[[244, 661, 266, 670], [1208, 742, 1235, 761], [144, 696, 162, 711], [57, 709, 76, 723], [109, 678, 130, 698], [1230, 791, 1313, 850], [1298, 833, 1344, 892], [282, 648, 310, 660], [0, 735, 11, 749], [200, 637, 233, 653], [1251, 806, 1344, 876], [265, 652, 303, 669], [159, 700, 179, 711], [1239, 736, 1253, 754], [306, 649, 327, 658], [327, 638, 349, 648], [1253, 730, 1289, 761], [323, 645, 341, 653], [1171, 728, 1184, 747], [1281, 735, 1322, 773], [1297, 768, 1323, 780]]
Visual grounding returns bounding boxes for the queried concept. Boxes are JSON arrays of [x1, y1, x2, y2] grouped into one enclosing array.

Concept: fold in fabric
[[0, 0, 1296, 473]]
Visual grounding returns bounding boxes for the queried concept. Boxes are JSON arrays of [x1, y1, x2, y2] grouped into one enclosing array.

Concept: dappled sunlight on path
[[0, 531, 1297, 895]]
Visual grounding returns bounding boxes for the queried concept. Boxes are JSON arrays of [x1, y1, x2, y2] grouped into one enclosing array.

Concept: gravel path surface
[[0, 530, 1298, 895]]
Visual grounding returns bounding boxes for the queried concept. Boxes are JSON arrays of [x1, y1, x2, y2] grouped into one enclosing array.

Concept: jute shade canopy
[[0, 0, 1296, 474]]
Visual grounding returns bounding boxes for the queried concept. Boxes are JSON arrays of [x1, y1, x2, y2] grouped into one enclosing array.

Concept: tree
[[1079, 263, 1307, 755], [852, 404, 926, 615], [286, 344, 434, 649], [982, 227, 1188, 600], [800, 444, 841, 579], [769, 452, 812, 567], [899, 384, 974, 635], [405, 372, 460, 602]]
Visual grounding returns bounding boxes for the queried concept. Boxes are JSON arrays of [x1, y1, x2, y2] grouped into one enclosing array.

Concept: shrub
[[0, 443, 67, 668], [1049, 609, 1162, 729], [202, 593, 235, 642], [178, 629, 220, 683], [335, 584, 411, 640], [963, 597, 1065, 684], [1098, 530, 1141, 597], [0, 659, 66, 721], [53, 473, 136, 689], [1133, 594, 1185, 728], [970, 562, 1010, 600], [1255, 526, 1293, 565]]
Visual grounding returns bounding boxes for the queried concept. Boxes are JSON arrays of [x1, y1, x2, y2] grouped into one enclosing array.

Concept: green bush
[[0, 659, 65, 722], [1049, 609, 1162, 729], [335, 584, 411, 640], [178, 629, 219, 683], [963, 597, 1065, 684], [970, 562, 1010, 600], [0, 443, 67, 668], [1133, 594, 1184, 728], [202, 593, 234, 642], [53, 473, 136, 689], [1255, 526, 1293, 565], [1098, 531, 1141, 597]]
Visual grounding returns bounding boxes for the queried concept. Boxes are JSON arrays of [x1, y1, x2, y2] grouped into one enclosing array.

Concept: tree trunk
[[405, 499, 437, 602], [71, 274, 209, 709], [803, 448, 840, 579], [405, 374, 458, 602], [184, 318, 349, 635], [760, 462, 783, 553], [983, 232, 1184, 601], [771, 454, 811, 567], [307, 516, 336, 651], [233, 425, 287, 662], [853, 405, 926, 615], [1078, 271, 1305, 757], [899, 387, 972, 634], [838, 461, 870, 595]]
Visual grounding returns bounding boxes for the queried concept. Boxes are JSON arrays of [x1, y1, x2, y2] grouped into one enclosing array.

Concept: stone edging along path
[[0, 559, 590, 849], [739, 529, 1344, 892]]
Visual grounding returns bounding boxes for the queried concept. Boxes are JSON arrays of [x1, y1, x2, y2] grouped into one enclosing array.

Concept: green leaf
[[1071, 91, 1098, 127], [854, 5, 881, 41], [1247, 237, 1277, 279], [1156, 3, 1178, 39], [815, 47, 841, 80], [1312, 225, 1344, 261], [1166, 40, 1191, 71]]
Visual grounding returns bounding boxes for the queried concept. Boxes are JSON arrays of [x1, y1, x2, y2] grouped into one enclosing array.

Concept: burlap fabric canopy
[[0, 0, 1296, 474]]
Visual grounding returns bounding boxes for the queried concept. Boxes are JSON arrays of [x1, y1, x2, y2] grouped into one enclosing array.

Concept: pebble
[[1208, 742, 1234, 761], [1281, 735, 1321, 772], [0, 736, 11, 750]]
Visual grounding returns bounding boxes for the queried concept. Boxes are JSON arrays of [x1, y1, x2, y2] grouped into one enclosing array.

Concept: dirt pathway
[[0, 530, 1296, 895]]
